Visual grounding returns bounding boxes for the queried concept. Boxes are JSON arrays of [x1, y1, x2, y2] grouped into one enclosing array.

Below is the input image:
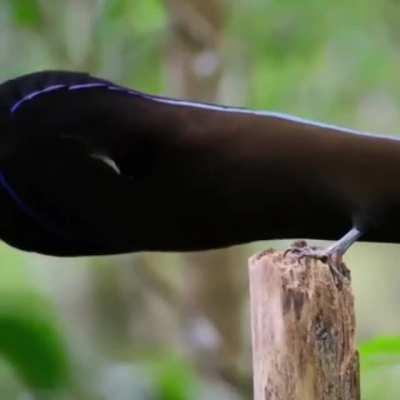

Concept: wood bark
[[249, 244, 360, 400]]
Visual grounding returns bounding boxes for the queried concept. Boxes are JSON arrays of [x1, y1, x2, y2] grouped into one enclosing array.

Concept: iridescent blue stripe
[[0, 171, 69, 238], [9, 77, 393, 142], [10, 82, 112, 113], [0, 171, 39, 222], [11, 84, 66, 113]]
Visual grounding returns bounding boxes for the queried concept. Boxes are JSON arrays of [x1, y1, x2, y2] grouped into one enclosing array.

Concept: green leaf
[[360, 337, 400, 356], [131, 0, 166, 34], [150, 356, 198, 400], [0, 291, 70, 390], [103, 0, 129, 20], [360, 337, 400, 399], [102, 0, 166, 33], [360, 337, 400, 369], [9, 0, 43, 29]]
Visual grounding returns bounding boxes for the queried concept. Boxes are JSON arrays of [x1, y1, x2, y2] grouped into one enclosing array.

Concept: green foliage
[[0, 291, 70, 391], [9, 0, 42, 29], [104, 0, 129, 20], [1, 1, 400, 399], [103, 0, 166, 33], [360, 337, 400, 399], [228, 0, 400, 126], [360, 336, 400, 364], [150, 356, 198, 400], [130, 0, 166, 34], [0, 246, 71, 394], [0, 248, 71, 390]]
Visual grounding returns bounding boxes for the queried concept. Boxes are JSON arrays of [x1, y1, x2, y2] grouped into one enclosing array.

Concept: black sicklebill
[[0, 71, 397, 263]]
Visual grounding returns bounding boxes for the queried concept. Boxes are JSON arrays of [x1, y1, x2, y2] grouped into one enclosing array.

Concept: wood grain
[[249, 244, 359, 400]]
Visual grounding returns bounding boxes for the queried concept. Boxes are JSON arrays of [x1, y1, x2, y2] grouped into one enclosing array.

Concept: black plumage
[[0, 70, 398, 260]]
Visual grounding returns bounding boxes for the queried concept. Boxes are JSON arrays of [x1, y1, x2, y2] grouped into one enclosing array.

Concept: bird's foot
[[284, 240, 349, 281], [284, 240, 341, 264]]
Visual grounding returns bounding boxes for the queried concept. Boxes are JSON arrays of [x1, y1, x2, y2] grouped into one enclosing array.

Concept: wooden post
[[248, 242, 360, 400]]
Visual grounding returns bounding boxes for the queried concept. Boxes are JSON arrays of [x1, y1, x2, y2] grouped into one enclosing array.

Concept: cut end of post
[[248, 242, 360, 400]]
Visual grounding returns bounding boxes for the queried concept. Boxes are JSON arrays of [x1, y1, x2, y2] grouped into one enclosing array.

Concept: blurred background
[[1, 0, 400, 399]]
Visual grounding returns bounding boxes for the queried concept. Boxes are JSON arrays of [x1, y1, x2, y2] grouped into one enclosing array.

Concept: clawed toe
[[283, 241, 348, 281], [283, 240, 325, 261], [284, 245, 330, 264]]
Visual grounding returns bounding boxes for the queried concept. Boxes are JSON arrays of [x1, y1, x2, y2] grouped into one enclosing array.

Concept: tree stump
[[248, 242, 360, 400]]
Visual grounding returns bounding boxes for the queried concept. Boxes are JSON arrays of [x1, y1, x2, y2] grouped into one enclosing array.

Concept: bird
[[0, 70, 398, 262]]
